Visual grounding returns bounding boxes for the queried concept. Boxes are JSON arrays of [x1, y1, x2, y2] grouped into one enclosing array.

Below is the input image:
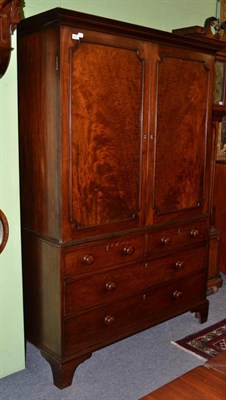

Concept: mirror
[[0, 0, 22, 78], [216, 116, 226, 160], [213, 61, 226, 106], [0, 210, 9, 253]]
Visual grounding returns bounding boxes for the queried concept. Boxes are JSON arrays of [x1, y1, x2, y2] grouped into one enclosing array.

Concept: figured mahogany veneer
[[173, 20, 226, 294], [17, 8, 222, 389]]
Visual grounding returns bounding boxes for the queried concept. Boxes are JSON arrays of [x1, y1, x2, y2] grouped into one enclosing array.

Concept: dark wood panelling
[[69, 41, 143, 228]]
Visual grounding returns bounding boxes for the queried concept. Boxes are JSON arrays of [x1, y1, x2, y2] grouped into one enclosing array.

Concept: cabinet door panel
[[61, 29, 148, 238], [153, 49, 211, 217]]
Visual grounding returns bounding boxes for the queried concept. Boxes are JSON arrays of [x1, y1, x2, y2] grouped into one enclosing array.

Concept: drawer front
[[148, 220, 207, 255], [63, 235, 144, 278], [64, 271, 207, 355], [64, 246, 206, 315]]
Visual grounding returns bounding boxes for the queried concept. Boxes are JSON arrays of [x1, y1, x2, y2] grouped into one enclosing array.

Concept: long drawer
[[63, 235, 144, 278], [64, 271, 207, 355], [64, 246, 206, 315]]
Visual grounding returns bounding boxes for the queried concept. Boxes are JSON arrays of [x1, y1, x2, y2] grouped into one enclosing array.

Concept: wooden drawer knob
[[161, 236, 171, 246], [122, 245, 134, 256], [173, 290, 183, 299], [82, 254, 95, 265], [105, 281, 117, 291], [175, 260, 184, 270], [104, 315, 115, 325], [190, 229, 199, 238]]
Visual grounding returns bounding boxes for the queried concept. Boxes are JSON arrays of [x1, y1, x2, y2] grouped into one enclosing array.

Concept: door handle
[[0, 209, 9, 254]]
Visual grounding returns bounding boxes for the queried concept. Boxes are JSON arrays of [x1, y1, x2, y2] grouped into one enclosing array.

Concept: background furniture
[[214, 162, 226, 275], [140, 351, 226, 400], [213, 49, 226, 276], [17, 8, 223, 389]]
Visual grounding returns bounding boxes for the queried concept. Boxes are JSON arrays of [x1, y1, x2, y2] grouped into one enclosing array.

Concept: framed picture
[[213, 61, 226, 107], [216, 116, 226, 160]]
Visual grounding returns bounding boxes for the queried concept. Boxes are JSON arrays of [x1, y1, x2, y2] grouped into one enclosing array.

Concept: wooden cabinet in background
[[214, 162, 226, 275], [213, 46, 226, 277], [17, 8, 223, 389]]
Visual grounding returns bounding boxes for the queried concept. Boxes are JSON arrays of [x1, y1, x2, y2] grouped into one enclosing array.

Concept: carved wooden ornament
[[0, 0, 22, 78]]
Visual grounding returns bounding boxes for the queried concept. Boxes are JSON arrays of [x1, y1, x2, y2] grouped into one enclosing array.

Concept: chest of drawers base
[[22, 226, 209, 389], [39, 299, 209, 390]]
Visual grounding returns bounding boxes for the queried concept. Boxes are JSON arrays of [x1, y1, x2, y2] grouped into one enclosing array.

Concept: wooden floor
[[140, 351, 226, 400]]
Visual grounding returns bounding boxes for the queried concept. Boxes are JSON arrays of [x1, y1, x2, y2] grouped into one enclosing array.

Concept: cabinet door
[[60, 28, 149, 240], [151, 46, 213, 223]]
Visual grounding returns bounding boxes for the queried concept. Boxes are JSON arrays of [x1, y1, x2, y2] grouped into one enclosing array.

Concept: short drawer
[[64, 271, 207, 355], [64, 246, 207, 315], [63, 235, 144, 278], [148, 220, 207, 255]]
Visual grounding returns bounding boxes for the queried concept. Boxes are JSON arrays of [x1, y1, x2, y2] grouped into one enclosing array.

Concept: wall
[[0, 32, 25, 378], [24, 0, 217, 29], [0, 0, 217, 379]]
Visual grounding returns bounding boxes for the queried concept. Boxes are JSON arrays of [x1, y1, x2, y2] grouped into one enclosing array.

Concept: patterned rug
[[172, 319, 226, 360]]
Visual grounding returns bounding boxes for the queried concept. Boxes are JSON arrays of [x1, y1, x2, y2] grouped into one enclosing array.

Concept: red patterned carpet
[[172, 319, 226, 360]]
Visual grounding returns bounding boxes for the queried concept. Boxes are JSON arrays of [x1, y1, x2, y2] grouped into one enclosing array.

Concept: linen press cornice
[[17, 7, 225, 55]]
